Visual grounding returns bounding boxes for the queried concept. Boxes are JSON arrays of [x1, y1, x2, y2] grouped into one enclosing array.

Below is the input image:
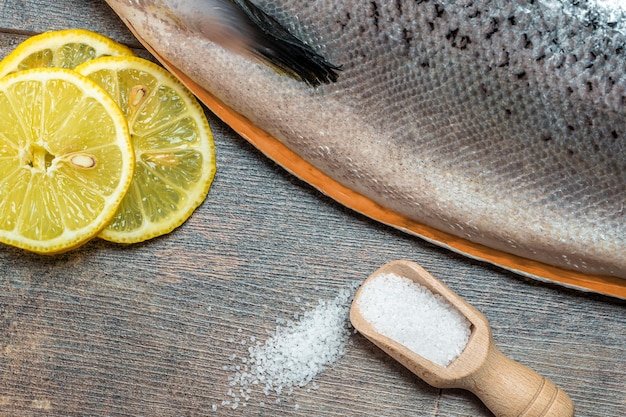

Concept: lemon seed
[[70, 153, 97, 169]]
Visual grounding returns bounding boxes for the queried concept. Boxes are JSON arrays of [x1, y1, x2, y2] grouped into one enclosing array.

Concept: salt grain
[[357, 273, 471, 367], [223, 283, 359, 406]]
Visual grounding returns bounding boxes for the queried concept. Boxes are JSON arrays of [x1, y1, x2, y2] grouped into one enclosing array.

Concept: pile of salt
[[219, 283, 359, 411], [356, 272, 471, 367]]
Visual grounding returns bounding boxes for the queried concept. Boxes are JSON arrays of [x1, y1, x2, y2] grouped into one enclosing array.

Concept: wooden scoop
[[350, 260, 574, 417]]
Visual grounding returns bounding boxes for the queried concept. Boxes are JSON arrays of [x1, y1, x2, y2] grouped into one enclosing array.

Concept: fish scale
[[104, 0, 625, 294], [288, 0, 623, 272]]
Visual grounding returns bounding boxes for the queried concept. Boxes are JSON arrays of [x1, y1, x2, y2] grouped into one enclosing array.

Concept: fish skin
[[138, 0, 340, 85], [104, 0, 625, 279]]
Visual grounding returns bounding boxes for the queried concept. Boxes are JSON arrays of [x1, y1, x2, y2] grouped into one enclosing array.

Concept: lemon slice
[[76, 56, 216, 243], [0, 29, 133, 78], [0, 68, 134, 254]]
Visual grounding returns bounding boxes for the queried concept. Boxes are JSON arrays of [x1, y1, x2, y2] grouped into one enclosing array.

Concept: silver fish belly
[[105, 0, 625, 282]]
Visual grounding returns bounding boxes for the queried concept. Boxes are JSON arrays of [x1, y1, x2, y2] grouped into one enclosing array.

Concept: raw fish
[[104, 0, 626, 296]]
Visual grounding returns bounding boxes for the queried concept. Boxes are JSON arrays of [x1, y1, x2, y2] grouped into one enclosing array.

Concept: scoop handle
[[464, 343, 574, 417]]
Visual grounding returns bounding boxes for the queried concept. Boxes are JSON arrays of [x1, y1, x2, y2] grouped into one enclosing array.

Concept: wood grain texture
[[0, 1, 624, 416]]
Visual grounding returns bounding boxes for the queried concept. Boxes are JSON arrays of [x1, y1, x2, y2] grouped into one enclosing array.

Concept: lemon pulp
[[0, 68, 134, 253], [76, 56, 216, 243], [0, 28, 133, 78]]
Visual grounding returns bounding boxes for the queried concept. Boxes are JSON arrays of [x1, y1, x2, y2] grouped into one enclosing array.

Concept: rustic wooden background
[[0, 1, 624, 416]]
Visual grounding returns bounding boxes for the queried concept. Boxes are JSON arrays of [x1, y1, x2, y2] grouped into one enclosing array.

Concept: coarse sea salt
[[357, 272, 471, 367], [218, 282, 359, 411]]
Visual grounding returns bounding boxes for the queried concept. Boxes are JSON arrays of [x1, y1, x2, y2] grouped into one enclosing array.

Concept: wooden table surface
[[1, 1, 624, 416]]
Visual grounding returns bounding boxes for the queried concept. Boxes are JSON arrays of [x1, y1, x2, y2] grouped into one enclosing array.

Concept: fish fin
[[233, 0, 341, 86]]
